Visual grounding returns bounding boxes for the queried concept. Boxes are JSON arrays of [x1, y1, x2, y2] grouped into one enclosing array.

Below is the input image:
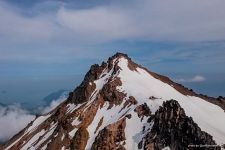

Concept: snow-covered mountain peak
[[3, 53, 225, 150]]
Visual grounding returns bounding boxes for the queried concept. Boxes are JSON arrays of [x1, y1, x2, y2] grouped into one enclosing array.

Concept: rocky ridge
[[2, 53, 225, 150], [141, 100, 216, 150]]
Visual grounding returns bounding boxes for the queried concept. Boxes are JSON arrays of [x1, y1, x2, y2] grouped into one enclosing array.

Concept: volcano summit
[[3, 53, 225, 150]]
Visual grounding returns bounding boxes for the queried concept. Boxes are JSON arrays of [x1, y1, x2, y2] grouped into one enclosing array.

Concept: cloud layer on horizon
[[0, 104, 35, 142], [0, 94, 67, 142]]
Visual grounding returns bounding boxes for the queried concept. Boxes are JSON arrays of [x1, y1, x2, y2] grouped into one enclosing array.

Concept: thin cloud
[[0, 2, 56, 42], [190, 75, 206, 82], [1, 0, 225, 43], [1, 0, 225, 65], [177, 75, 206, 83]]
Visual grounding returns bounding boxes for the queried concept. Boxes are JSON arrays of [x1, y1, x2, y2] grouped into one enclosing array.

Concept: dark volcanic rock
[[142, 100, 216, 150], [68, 53, 128, 105], [134, 103, 151, 119], [215, 96, 225, 110], [100, 77, 126, 108], [91, 118, 126, 150], [70, 127, 89, 150], [68, 64, 104, 104]]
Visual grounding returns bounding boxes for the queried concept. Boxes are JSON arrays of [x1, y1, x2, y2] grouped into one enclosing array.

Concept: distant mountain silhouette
[[43, 89, 69, 105]]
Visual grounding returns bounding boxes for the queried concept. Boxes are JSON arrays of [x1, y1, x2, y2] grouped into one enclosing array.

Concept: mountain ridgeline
[[2, 53, 225, 150]]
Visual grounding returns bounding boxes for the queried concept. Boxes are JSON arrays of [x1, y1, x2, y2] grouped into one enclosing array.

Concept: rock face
[[91, 118, 126, 150], [70, 127, 89, 150], [3, 53, 225, 150], [68, 64, 101, 104], [135, 103, 151, 118], [100, 77, 126, 108], [141, 100, 216, 150]]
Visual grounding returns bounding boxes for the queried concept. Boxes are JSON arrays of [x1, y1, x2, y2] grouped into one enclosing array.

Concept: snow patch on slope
[[21, 122, 57, 150], [26, 114, 51, 133], [124, 111, 152, 150], [35, 122, 57, 149], [162, 146, 171, 150], [21, 129, 46, 150], [85, 99, 138, 150], [69, 128, 78, 138], [72, 118, 81, 126]]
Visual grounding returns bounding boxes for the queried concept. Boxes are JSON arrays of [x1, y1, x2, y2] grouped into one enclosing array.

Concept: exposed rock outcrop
[[68, 53, 128, 106], [70, 127, 89, 150], [134, 103, 151, 119], [91, 118, 126, 150], [68, 64, 102, 104], [100, 77, 126, 108], [141, 100, 216, 150]]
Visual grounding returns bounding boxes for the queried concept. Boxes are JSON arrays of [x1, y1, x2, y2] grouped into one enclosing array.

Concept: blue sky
[[0, 0, 225, 105]]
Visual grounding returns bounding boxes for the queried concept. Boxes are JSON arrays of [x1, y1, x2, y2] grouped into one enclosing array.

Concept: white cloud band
[[1, 0, 225, 43], [177, 75, 206, 83]]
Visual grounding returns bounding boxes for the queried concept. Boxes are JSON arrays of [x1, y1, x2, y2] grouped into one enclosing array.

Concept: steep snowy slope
[[3, 53, 225, 150], [117, 57, 225, 145]]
